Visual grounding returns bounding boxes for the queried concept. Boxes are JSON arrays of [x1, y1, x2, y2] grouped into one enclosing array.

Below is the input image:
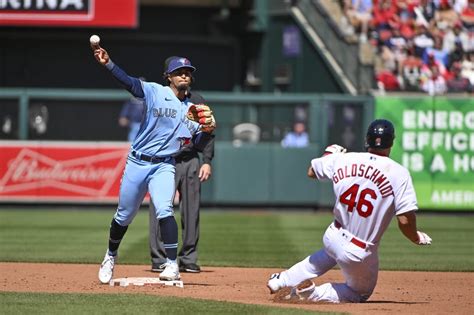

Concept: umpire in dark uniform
[[149, 56, 215, 273]]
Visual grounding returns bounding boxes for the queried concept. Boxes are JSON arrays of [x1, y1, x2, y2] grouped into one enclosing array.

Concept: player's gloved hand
[[187, 104, 216, 133], [416, 231, 432, 245], [187, 104, 212, 123], [200, 115, 216, 133], [323, 144, 347, 156]]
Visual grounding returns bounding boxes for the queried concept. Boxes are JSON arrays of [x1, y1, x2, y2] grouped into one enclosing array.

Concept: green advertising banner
[[375, 96, 474, 210]]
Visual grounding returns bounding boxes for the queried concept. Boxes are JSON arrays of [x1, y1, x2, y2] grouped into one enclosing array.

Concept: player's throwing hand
[[89, 35, 109, 65], [93, 48, 110, 66]]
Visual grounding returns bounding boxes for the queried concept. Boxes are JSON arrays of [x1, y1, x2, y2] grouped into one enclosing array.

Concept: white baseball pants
[[279, 222, 379, 303]]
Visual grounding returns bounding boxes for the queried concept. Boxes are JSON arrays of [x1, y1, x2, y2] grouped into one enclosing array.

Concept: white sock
[[282, 249, 336, 287]]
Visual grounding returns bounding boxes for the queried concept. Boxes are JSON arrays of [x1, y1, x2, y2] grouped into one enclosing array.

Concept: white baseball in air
[[89, 35, 100, 46]]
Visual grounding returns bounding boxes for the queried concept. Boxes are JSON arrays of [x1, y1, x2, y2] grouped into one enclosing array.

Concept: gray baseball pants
[[149, 156, 201, 266]]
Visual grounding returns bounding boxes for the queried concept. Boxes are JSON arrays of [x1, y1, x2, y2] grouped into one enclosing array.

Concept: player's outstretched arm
[[105, 61, 144, 98], [397, 211, 432, 245]]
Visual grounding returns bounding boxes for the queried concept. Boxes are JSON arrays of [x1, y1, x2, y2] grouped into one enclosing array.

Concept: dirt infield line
[[1, 263, 472, 314]]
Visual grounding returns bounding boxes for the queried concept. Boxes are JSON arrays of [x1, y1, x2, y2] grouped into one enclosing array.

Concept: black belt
[[175, 153, 198, 163], [131, 150, 169, 164]]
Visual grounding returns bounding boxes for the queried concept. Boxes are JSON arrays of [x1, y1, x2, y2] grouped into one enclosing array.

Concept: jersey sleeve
[[106, 61, 144, 98], [141, 81, 158, 102], [310, 154, 337, 181], [185, 117, 201, 135], [393, 169, 418, 215]]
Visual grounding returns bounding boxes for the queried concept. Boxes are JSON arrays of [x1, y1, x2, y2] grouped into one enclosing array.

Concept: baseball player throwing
[[268, 119, 432, 303], [91, 39, 215, 284]]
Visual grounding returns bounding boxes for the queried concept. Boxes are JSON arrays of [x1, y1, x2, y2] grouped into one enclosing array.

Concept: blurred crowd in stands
[[340, 0, 474, 94]]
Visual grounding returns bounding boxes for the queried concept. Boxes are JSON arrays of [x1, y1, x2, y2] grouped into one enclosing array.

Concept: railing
[[0, 87, 374, 206], [0, 88, 374, 150], [291, 0, 374, 94]]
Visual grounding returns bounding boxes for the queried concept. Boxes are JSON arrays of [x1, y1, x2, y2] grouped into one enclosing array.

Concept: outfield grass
[[0, 208, 472, 271]]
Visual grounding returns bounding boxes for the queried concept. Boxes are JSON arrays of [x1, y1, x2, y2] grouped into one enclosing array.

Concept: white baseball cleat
[[98, 252, 116, 284], [293, 280, 316, 300], [267, 273, 284, 294], [151, 262, 167, 273], [159, 262, 181, 281], [274, 280, 316, 301]]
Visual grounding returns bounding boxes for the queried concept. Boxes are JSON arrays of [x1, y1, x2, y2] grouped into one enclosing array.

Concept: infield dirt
[[1, 263, 472, 314]]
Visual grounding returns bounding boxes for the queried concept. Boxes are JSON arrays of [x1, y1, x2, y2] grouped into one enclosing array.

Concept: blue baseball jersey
[[131, 82, 200, 157]]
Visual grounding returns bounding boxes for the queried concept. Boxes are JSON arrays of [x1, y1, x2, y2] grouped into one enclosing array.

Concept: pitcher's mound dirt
[[1, 263, 472, 314]]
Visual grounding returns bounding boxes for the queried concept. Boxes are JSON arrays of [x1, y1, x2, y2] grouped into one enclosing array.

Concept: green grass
[[0, 208, 471, 314], [0, 208, 472, 271], [0, 292, 330, 315], [379, 214, 474, 271]]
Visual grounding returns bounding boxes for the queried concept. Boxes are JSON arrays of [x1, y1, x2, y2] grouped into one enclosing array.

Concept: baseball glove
[[187, 104, 216, 133]]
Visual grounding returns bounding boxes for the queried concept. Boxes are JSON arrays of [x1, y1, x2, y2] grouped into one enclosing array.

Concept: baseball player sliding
[[268, 119, 432, 303], [90, 35, 215, 284]]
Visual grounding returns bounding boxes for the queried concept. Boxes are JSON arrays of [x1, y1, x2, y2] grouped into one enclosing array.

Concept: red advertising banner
[[0, 141, 130, 203], [0, 0, 138, 28]]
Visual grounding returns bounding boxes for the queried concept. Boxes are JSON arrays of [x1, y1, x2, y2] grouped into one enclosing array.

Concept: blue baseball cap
[[165, 57, 196, 74]]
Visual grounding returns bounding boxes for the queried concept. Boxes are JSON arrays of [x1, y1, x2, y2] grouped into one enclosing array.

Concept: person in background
[[421, 65, 447, 95], [281, 121, 310, 148], [442, 21, 469, 54], [345, 0, 373, 43], [417, 0, 437, 26], [421, 52, 447, 77], [460, 0, 474, 30], [413, 23, 434, 57], [118, 77, 146, 142], [432, 0, 459, 30], [461, 51, 474, 85], [447, 62, 473, 92], [400, 46, 424, 91], [448, 40, 466, 69], [423, 36, 450, 68]]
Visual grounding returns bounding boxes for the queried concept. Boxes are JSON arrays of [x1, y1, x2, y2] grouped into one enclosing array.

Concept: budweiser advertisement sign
[[0, 141, 131, 203], [0, 0, 138, 28]]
